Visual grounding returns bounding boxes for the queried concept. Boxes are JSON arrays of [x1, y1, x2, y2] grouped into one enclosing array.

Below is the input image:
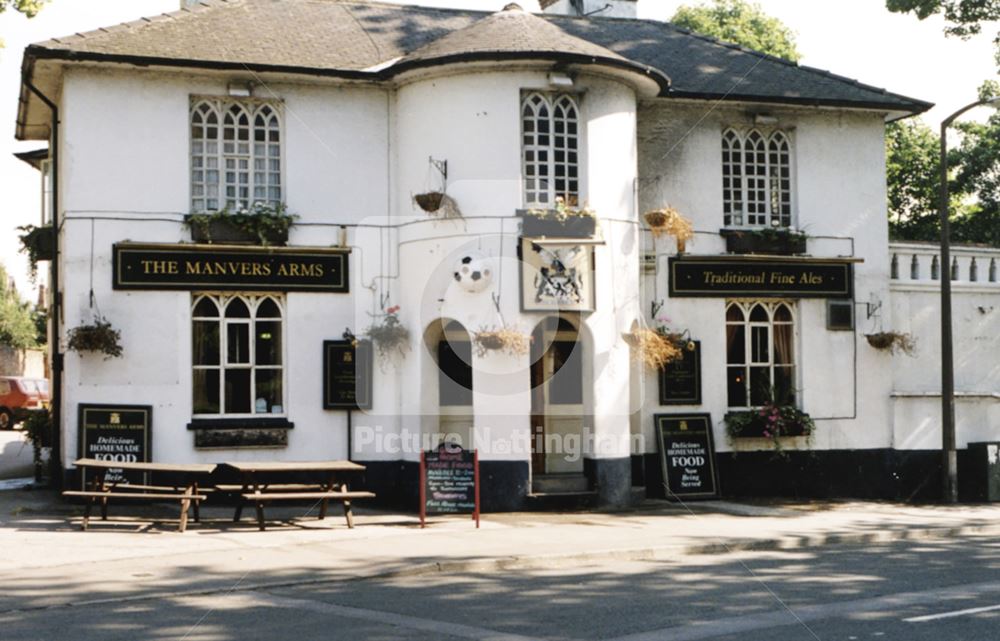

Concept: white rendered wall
[[56, 65, 642, 468], [637, 103, 893, 453], [57, 68, 390, 466]]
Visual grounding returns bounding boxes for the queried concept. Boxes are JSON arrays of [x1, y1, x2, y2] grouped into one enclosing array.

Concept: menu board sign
[[420, 444, 480, 528], [659, 341, 701, 405], [323, 340, 373, 410], [655, 413, 718, 499], [78, 404, 152, 485]]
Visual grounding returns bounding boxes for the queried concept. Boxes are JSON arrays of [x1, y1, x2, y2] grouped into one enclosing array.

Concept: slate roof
[[20, 0, 930, 113], [389, 5, 669, 89]]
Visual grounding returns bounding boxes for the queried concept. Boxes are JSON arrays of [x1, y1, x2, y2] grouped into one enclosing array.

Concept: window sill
[[187, 417, 294, 431]]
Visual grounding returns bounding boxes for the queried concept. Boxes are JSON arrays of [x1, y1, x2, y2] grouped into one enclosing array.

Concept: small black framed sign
[[655, 413, 719, 499], [659, 340, 701, 405], [78, 404, 152, 485], [323, 340, 373, 410]]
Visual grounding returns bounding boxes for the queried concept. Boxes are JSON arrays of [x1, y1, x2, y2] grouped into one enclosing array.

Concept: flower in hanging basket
[[865, 331, 916, 355], [643, 206, 694, 251], [17, 225, 55, 283], [67, 316, 123, 359], [473, 326, 531, 358], [621, 327, 682, 370], [364, 305, 410, 363]]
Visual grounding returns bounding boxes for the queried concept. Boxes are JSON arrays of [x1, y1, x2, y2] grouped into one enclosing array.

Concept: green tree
[[0, 264, 40, 349], [0, 0, 47, 47], [671, 0, 801, 62], [0, 0, 45, 16], [886, 120, 945, 241], [886, 0, 1000, 38]]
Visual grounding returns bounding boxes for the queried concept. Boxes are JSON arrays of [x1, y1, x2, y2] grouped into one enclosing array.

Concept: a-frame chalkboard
[[420, 443, 480, 528]]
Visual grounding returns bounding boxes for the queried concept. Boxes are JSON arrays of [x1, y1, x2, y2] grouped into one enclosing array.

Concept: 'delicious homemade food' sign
[[655, 413, 719, 499], [78, 404, 152, 485]]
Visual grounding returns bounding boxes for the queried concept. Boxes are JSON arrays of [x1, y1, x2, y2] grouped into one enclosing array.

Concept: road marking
[[905, 603, 1000, 622], [177, 591, 543, 641], [606, 580, 1000, 641]]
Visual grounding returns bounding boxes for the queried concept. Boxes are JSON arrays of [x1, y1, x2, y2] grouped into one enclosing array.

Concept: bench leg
[[319, 498, 328, 520], [192, 483, 201, 523], [234, 501, 244, 523], [82, 498, 93, 531], [100, 497, 109, 521], [256, 502, 266, 531], [343, 500, 354, 529], [179, 498, 191, 533]]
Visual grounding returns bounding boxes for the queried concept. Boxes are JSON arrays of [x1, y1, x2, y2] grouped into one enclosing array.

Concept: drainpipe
[[23, 78, 62, 490]]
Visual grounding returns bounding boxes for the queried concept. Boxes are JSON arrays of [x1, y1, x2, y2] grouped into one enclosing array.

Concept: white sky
[[0, 0, 996, 299]]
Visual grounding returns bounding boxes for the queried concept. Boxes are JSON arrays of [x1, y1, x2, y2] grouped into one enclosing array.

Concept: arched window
[[192, 294, 284, 416], [522, 92, 580, 207], [721, 128, 793, 228], [190, 98, 282, 212], [725, 301, 797, 408]]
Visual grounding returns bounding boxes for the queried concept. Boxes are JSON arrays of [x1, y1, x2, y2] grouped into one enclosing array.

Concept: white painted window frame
[[722, 128, 795, 229], [191, 293, 286, 419], [190, 97, 284, 213], [725, 300, 798, 409], [521, 92, 582, 207]]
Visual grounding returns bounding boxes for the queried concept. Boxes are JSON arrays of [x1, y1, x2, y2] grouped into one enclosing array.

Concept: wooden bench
[[239, 490, 376, 530], [66, 459, 217, 533], [63, 490, 208, 532], [221, 461, 373, 531]]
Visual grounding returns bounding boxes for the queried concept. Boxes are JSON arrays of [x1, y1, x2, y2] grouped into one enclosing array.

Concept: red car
[[0, 377, 49, 429]]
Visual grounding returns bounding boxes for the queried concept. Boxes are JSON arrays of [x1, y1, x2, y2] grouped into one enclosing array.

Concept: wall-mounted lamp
[[227, 81, 254, 97], [548, 72, 574, 88]]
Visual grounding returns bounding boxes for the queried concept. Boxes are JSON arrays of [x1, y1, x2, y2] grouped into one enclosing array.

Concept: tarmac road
[[3, 536, 1000, 640]]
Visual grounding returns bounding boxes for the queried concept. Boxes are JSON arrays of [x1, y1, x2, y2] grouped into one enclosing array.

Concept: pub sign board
[[113, 243, 350, 293], [420, 443, 480, 528], [323, 340, 373, 410], [668, 257, 853, 298], [655, 413, 719, 499], [659, 341, 701, 406], [78, 404, 152, 485]]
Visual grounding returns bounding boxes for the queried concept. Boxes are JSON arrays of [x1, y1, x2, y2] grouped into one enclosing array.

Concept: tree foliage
[[0, 0, 45, 17], [887, 81, 1000, 245], [887, 0, 1000, 38], [886, 120, 944, 241], [0, 264, 41, 350], [671, 0, 801, 62]]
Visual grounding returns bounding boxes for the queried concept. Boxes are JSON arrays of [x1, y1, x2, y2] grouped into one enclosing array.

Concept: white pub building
[[20, 0, 986, 510]]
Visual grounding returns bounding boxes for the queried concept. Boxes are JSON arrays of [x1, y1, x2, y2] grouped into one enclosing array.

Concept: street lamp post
[[939, 97, 1000, 504]]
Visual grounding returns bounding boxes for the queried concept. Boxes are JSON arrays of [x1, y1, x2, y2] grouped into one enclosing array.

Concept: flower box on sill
[[186, 216, 289, 246], [724, 409, 813, 439], [520, 210, 596, 239], [721, 228, 807, 256]]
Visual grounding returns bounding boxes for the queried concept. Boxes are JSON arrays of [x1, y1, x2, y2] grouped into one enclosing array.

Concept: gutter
[[22, 76, 62, 491]]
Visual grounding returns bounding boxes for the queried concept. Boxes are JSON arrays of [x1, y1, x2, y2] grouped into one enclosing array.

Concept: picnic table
[[218, 460, 374, 531], [63, 458, 217, 532]]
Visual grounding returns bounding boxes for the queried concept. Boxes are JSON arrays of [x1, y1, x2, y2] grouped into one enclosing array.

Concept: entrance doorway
[[436, 320, 474, 450], [530, 317, 586, 487]]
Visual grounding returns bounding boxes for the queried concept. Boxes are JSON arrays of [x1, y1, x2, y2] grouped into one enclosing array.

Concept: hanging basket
[[67, 317, 123, 359], [414, 192, 445, 212], [865, 331, 916, 355], [473, 327, 531, 358], [621, 328, 682, 370], [643, 207, 694, 252]]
